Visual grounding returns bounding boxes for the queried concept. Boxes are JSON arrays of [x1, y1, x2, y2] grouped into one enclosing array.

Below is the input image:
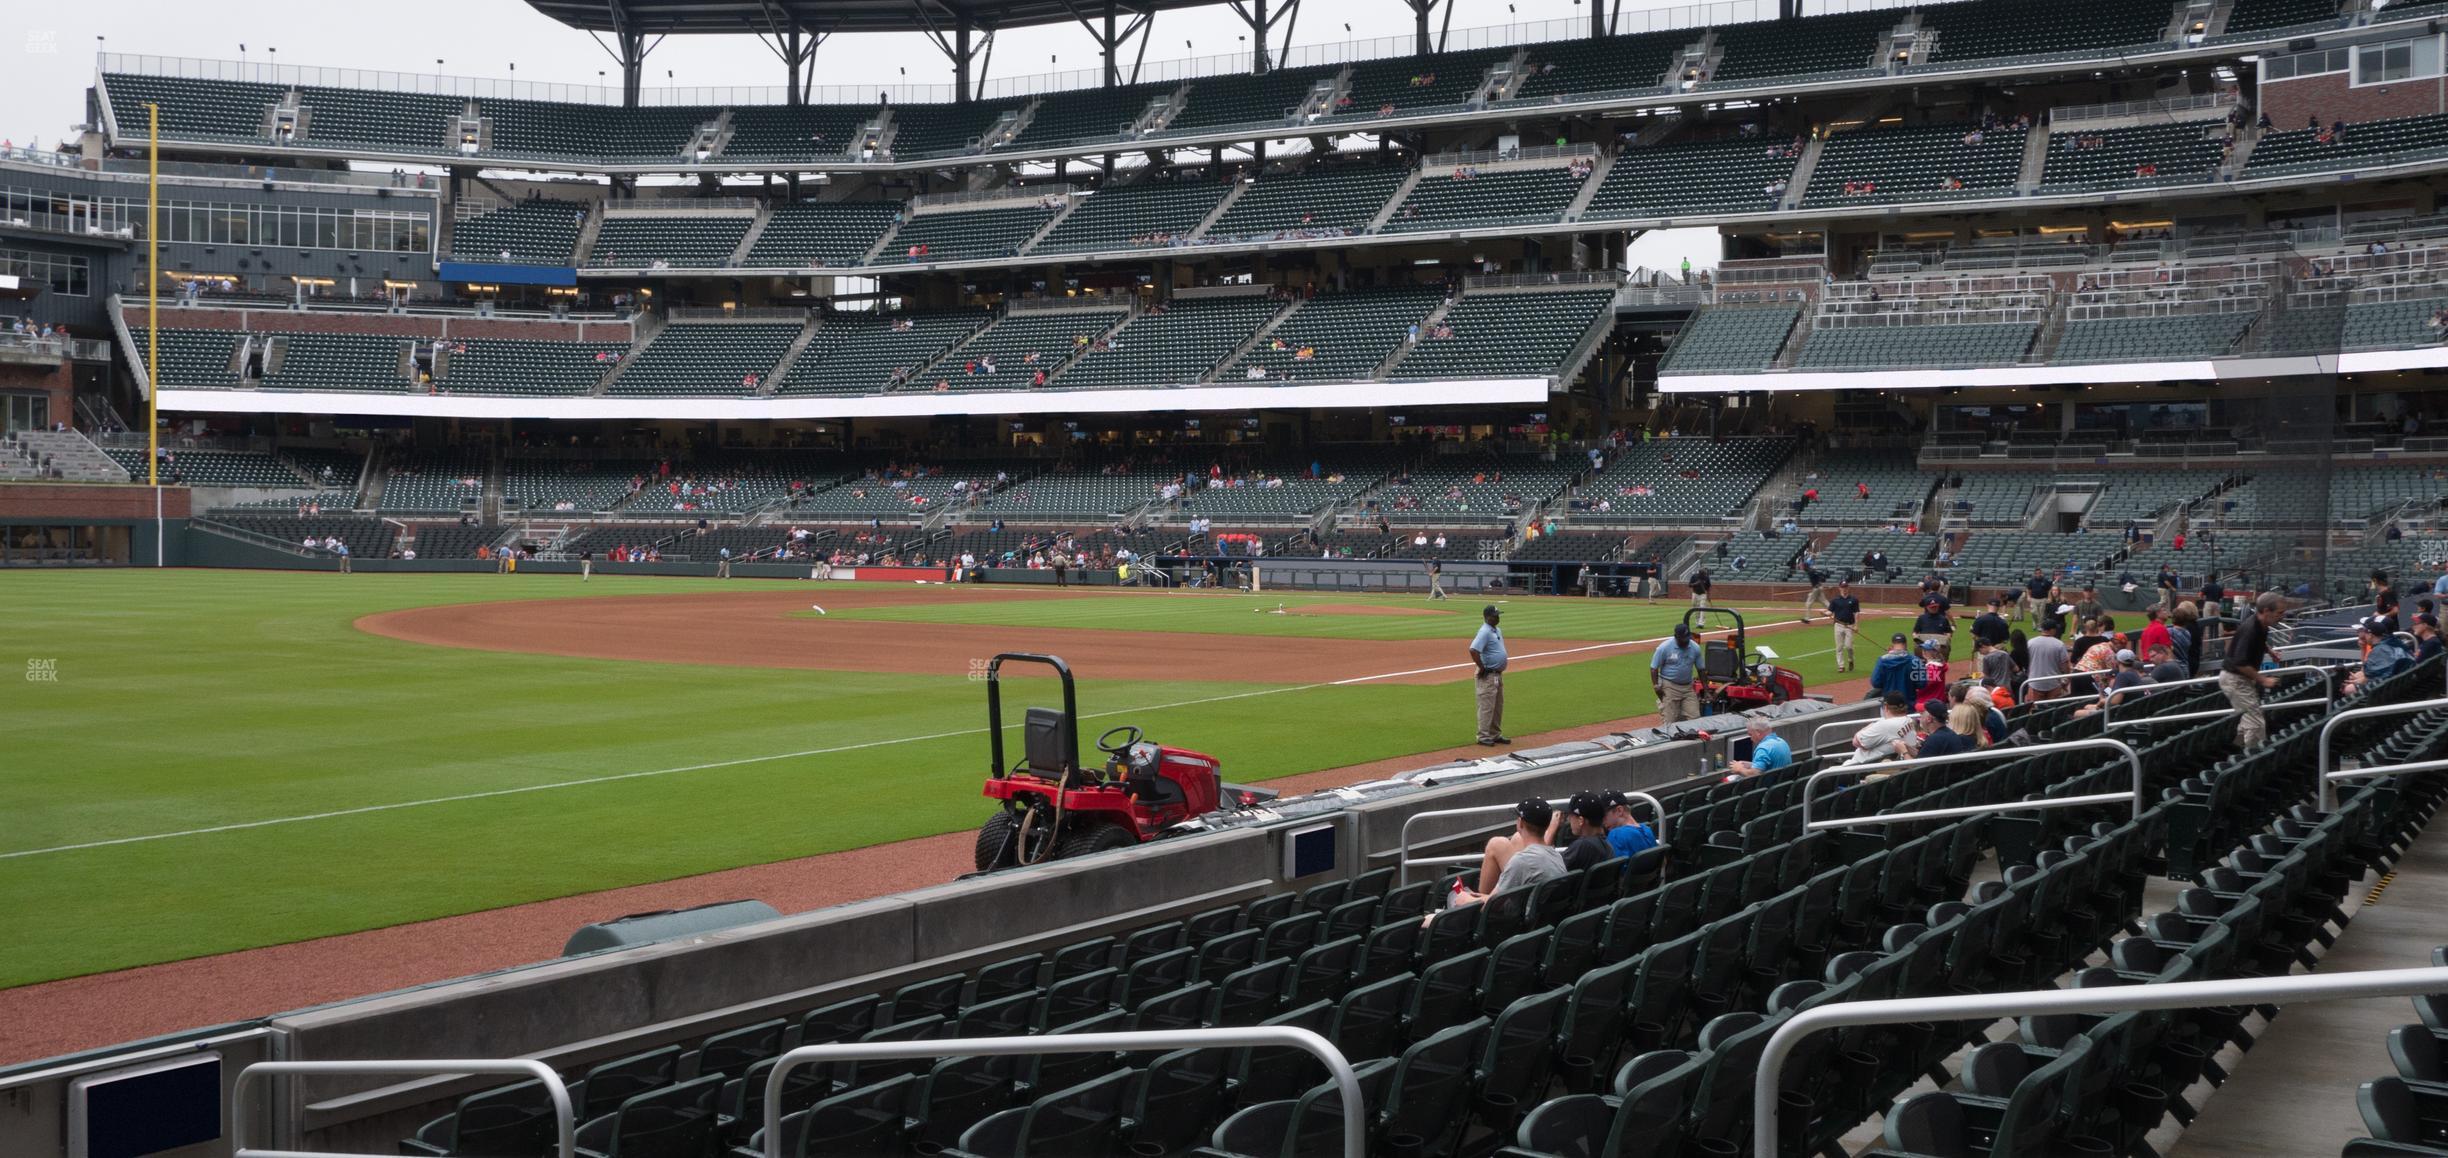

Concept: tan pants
[[1801, 586, 1827, 618], [1475, 671, 1505, 742], [717, 558, 732, 578], [1658, 681, 1700, 725], [1690, 592, 1710, 628], [1832, 622, 1857, 672], [581, 559, 592, 581], [338, 554, 350, 573], [2220, 669, 2266, 748]]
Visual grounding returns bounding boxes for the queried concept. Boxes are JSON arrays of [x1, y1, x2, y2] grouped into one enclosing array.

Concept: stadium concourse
[[12, 0, 2448, 1154]]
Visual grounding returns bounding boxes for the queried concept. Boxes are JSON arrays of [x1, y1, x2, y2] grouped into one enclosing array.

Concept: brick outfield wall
[[0, 358, 73, 426], [118, 306, 628, 344], [2262, 71, 2448, 135], [0, 483, 191, 519]]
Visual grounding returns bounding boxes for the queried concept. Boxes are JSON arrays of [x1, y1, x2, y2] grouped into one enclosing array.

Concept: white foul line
[[1, 619, 1867, 861]]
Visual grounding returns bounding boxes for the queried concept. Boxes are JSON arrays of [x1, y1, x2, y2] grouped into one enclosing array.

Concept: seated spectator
[[1444, 798, 1567, 914], [1915, 702, 1975, 758], [2074, 648, 2152, 718], [1845, 694, 1921, 767], [1601, 790, 1658, 857], [1723, 716, 1793, 781], [2346, 617, 2415, 693], [1560, 794, 1615, 871]]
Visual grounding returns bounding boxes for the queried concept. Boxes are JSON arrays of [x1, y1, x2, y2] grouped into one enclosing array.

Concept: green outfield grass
[[0, 571, 1904, 989]]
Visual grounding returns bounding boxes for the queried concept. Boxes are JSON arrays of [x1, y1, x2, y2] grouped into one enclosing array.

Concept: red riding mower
[[973, 653, 1278, 871], [1686, 608, 1809, 716]]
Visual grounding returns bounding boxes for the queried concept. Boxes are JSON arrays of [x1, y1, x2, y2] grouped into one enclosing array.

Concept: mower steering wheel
[[1096, 725, 1145, 757]]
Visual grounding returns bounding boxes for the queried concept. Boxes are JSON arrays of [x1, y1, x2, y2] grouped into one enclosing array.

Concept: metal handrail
[[1752, 966, 2448, 1158], [764, 1028, 1364, 1157], [234, 1059, 573, 1158], [2097, 663, 2338, 732], [2316, 694, 2448, 810], [1395, 791, 1669, 885], [1797, 738, 2144, 831]]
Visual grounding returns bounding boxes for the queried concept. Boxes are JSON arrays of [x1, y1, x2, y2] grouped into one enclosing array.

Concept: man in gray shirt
[[2025, 618, 2072, 700], [1449, 798, 1566, 909]]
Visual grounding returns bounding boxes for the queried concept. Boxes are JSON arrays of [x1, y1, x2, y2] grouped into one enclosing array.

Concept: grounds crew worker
[[1470, 605, 1509, 747], [1652, 622, 1703, 725], [1689, 567, 1713, 629], [1828, 579, 1862, 673]]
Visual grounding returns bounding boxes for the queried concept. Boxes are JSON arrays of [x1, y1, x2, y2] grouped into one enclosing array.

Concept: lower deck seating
[[2040, 122, 2229, 191], [2246, 113, 2448, 177], [389, 652, 2419, 1158], [1059, 296, 1285, 389], [1391, 290, 1612, 381], [1794, 323, 2038, 370], [1380, 167, 1587, 232], [1660, 307, 1800, 374], [608, 323, 801, 397], [211, 514, 396, 558], [1224, 288, 1444, 382], [2054, 314, 2254, 363], [103, 448, 303, 488], [776, 311, 989, 396]]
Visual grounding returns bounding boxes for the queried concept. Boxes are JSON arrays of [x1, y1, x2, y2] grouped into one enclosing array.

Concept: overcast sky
[[5, 0, 1765, 270]]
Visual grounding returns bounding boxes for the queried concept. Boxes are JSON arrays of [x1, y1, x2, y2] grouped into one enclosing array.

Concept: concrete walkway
[[2167, 811, 2448, 1156]]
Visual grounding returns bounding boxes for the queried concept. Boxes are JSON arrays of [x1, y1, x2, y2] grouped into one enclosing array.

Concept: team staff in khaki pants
[[1827, 579, 1862, 673], [1470, 605, 1510, 747], [1652, 622, 1704, 725]]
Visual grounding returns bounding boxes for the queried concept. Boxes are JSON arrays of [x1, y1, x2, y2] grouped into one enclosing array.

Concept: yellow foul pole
[[146, 102, 159, 487]]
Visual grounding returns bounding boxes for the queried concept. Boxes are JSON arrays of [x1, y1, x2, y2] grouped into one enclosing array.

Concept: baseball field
[[2, 569, 1905, 991]]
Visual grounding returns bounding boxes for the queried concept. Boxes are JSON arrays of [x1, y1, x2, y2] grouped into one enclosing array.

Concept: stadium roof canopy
[[522, 0, 1236, 36]]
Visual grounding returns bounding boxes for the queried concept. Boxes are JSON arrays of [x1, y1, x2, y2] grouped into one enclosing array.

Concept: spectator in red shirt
[[2138, 606, 2174, 658]]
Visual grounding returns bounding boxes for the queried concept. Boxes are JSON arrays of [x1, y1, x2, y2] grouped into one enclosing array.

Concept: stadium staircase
[[1378, 299, 1462, 378], [2219, 124, 2265, 177], [1366, 169, 1429, 233], [1186, 179, 1253, 243], [728, 203, 776, 266], [570, 209, 606, 267], [1784, 136, 1828, 209], [1562, 152, 1617, 221], [591, 311, 663, 396], [1197, 297, 1304, 383], [2017, 125, 2052, 192], [1014, 195, 1085, 258], [760, 319, 823, 397], [0, 429, 130, 483]]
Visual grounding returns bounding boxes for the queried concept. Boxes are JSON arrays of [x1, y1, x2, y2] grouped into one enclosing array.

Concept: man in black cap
[[1970, 595, 2009, 652], [1827, 578, 1862, 673], [1450, 798, 1566, 908], [2021, 567, 2053, 625], [1799, 559, 1829, 623], [1688, 567, 1713, 629], [1469, 604, 1509, 746], [2074, 582, 2105, 626], [1601, 789, 1659, 856], [1561, 792, 1615, 870], [1914, 591, 1955, 659]]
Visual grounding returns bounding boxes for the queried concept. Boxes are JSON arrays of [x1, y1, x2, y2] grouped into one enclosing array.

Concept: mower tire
[[975, 811, 1022, 872], [1053, 822, 1138, 861]]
